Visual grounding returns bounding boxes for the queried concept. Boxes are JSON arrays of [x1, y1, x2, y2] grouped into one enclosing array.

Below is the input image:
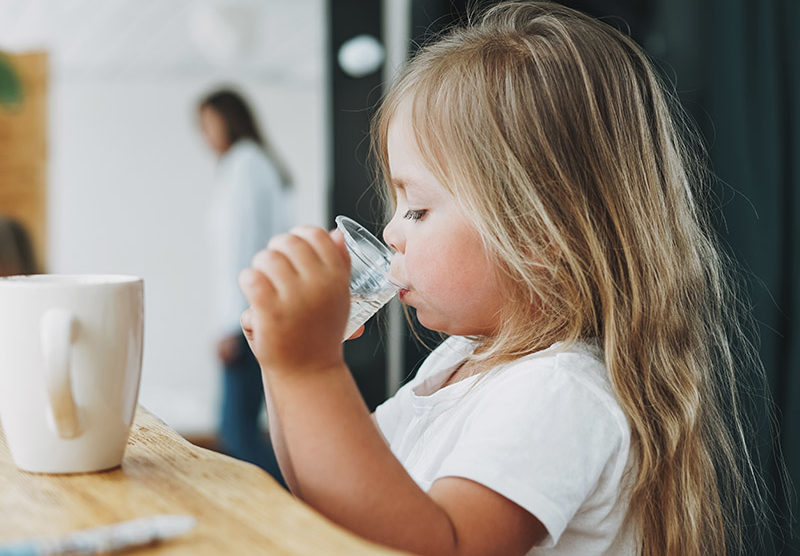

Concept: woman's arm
[[239, 227, 545, 555]]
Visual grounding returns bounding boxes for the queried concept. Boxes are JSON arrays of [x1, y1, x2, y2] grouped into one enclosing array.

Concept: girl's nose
[[383, 215, 404, 254]]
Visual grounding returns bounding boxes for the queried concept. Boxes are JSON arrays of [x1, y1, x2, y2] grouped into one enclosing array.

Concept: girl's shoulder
[[416, 336, 606, 385], [413, 337, 622, 418], [484, 339, 629, 435], [504, 339, 609, 393]]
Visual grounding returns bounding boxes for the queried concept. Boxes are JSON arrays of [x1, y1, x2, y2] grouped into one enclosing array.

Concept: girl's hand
[[239, 226, 351, 374]]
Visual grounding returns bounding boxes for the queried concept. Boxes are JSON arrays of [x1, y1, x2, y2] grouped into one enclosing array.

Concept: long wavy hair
[[372, 2, 769, 554]]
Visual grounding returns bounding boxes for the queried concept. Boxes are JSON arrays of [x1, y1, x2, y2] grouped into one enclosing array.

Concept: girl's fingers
[[250, 248, 297, 295], [291, 226, 349, 270], [328, 229, 351, 264], [267, 232, 324, 275], [239, 267, 277, 305]]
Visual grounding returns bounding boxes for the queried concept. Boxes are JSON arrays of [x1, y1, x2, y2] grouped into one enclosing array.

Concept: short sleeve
[[434, 355, 627, 547]]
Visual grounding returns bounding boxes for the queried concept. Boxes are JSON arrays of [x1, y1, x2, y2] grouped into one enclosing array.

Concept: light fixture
[[337, 34, 385, 78]]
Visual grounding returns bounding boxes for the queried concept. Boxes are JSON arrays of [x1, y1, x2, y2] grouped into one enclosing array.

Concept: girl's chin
[[414, 312, 449, 334], [405, 303, 457, 334], [416, 313, 484, 337]]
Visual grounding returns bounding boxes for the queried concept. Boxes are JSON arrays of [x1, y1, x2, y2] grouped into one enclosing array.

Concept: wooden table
[[0, 406, 402, 554]]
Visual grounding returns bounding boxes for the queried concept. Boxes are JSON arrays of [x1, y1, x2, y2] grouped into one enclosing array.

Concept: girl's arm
[[252, 325, 367, 494], [260, 380, 299, 492], [239, 227, 545, 556]]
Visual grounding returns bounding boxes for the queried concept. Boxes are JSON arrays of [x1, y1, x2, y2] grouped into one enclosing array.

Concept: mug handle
[[40, 308, 81, 438]]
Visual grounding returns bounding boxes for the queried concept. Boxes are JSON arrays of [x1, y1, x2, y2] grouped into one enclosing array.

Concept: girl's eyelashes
[[403, 209, 427, 221]]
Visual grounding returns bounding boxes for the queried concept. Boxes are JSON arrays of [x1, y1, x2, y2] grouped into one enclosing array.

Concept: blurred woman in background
[[198, 87, 293, 486]]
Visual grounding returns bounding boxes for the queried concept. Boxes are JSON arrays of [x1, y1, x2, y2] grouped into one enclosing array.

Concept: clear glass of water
[[335, 215, 400, 340]]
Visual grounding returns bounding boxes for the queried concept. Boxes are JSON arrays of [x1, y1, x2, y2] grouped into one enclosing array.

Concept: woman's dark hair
[[199, 87, 293, 188], [0, 215, 37, 275], [199, 88, 264, 147]]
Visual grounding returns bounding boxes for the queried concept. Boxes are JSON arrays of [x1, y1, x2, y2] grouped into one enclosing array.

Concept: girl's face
[[198, 106, 230, 155], [382, 104, 509, 337]]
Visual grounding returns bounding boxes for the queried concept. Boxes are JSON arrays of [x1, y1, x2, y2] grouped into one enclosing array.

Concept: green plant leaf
[[0, 55, 22, 106]]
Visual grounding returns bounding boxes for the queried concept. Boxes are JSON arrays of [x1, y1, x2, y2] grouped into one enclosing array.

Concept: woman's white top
[[375, 336, 636, 555], [207, 139, 293, 337]]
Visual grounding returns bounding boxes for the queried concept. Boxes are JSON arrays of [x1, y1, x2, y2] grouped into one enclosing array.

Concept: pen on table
[[0, 514, 196, 556]]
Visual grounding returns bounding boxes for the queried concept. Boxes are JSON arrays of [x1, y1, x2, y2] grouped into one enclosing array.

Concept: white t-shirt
[[207, 139, 294, 337], [374, 336, 637, 555]]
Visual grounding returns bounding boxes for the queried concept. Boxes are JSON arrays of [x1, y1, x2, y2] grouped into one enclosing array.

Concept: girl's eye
[[403, 209, 427, 221]]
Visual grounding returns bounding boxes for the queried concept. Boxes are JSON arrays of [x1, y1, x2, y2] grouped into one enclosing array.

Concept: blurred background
[[0, 0, 797, 552]]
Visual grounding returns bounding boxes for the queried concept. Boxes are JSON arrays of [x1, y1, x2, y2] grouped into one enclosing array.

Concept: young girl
[[239, 2, 765, 554]]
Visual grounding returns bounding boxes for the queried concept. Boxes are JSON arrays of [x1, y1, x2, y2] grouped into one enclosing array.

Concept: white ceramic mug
[[0, 275, 144, 473]]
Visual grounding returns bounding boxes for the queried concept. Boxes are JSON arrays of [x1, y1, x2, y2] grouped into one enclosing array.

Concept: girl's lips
[[398, 288, 410, 301]]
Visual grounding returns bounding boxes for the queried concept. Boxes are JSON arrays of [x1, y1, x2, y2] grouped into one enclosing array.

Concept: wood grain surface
[[0, 406, 403, 555]]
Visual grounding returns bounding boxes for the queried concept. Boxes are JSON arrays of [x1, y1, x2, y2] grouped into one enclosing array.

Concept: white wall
[[1, 0, 328, 434]]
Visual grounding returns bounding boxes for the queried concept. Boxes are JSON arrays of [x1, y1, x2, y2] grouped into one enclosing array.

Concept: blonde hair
[[372, 2, 768, 554]]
